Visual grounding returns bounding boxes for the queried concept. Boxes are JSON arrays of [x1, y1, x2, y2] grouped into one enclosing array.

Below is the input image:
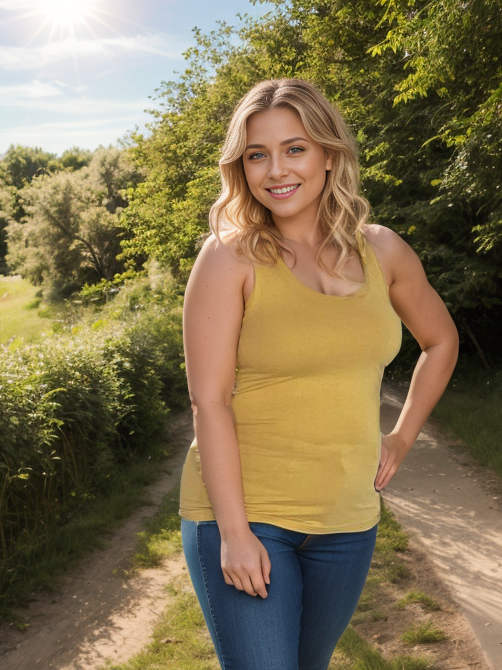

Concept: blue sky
[[0, 0, 276, 156]]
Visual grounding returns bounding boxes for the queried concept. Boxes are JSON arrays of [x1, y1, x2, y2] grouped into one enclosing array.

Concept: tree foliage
[[118, 0, 502, 369], [5, 148, 144, 299]]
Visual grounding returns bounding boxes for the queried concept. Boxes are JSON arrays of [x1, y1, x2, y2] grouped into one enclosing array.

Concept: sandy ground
[[0, 382, 500, 669], [380, 380, 502, 670]]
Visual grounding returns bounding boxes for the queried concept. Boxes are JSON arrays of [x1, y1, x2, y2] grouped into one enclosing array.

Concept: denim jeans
[[181, 518, 378, 670]]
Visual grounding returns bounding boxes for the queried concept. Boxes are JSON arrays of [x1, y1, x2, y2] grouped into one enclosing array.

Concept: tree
[[6, 147, 144, 299]]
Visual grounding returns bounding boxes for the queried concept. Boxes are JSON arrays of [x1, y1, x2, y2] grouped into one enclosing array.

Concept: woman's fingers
[[223, 569, 268, 598], [249, 571, 268, 598], [220, 531, 271, 598], [233, 570, 268, 597], [224, 570, 245, 592], [375, 434, 412, 490], [261, 551, 271, 585]]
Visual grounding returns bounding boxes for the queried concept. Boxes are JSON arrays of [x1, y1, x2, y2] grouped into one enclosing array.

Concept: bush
[[0, 284, 187, 569]]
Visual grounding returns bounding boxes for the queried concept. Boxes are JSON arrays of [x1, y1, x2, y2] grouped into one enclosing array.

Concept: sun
[[38, 0, 95, 27]]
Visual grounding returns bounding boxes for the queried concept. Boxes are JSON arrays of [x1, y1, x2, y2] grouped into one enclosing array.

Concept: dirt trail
[[0, 383, 500, 669], [380, 381, 502, 670], [0, 410, 194, 670]]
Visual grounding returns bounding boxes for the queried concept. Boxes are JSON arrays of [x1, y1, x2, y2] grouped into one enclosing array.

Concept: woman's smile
[[266, 183, 301, 199]]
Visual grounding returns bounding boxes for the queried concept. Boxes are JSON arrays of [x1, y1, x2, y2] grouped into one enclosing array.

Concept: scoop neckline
[[277, 251, 370, 300]]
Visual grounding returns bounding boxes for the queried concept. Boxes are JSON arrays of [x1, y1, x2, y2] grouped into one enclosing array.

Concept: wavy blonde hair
[[208, 78, 372, 280]]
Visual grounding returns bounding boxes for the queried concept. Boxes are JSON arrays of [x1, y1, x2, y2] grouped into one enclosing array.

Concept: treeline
[[0, 144, 144, 299]]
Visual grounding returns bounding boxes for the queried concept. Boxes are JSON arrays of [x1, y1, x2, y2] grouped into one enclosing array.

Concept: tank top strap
[[359, 231, 391, 296], [355, 228, 367, 264]]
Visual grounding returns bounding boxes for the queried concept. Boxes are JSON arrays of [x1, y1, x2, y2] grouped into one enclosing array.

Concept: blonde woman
[[178, 78, 458, 670]]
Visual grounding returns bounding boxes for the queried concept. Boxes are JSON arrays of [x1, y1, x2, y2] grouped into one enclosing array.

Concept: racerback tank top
[[178, 231, 402, 533]]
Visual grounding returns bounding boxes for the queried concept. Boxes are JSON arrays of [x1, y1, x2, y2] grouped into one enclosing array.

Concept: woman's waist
[[231, 393, 381, 441], [231, 370, 382, 405]]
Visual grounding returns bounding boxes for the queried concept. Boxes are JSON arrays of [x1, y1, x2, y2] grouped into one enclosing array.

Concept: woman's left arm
[[372, 226, 460, 492]]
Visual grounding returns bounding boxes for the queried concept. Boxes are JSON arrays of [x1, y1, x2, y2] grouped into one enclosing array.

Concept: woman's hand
[[220, 528, 271, 598], [374, 433, 411, 491]]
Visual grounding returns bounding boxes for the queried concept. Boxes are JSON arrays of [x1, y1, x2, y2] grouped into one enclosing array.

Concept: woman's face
[[242, 107, 332, 226]]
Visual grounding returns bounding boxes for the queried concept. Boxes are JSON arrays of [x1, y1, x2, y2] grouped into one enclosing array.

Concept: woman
[[178, 78, 459, 670]]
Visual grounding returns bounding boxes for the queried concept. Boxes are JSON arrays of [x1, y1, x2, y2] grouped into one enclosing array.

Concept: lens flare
[[38, 0, 95, 27]]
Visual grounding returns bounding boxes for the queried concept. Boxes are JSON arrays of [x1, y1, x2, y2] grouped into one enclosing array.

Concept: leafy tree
[[0, 146, 96, 273], [0, 145, 57, 190], [6, 148, 144, 298], [57, 146, 93, 172], [0, 186, 15, 274], [365, 0, 502, 366]]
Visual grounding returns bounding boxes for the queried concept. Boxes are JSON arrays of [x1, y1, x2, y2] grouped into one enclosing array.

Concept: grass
[[104, 584, 221, 670], [396, 591, 441, 612], [401, 621, 448, 645], [132, 490, 184, 569], [336, 626, 433, 670], [0, 275, 54, 343], [430, 362, 502, 481], [0, 440, 457, 668]]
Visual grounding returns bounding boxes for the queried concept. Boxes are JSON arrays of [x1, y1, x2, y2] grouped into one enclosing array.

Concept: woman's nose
[[267, 155, 289, 180]]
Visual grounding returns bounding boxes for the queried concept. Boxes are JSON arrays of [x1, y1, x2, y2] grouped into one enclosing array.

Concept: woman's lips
[[266, 184, 301, 200]]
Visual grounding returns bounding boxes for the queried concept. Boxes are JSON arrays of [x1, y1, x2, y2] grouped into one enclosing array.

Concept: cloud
[[0, 33, 184, 71], [0, 85, 156, 116], [0, 116, 147, 154], [0, 80, 65, 99], [3, 116, 140, 133]]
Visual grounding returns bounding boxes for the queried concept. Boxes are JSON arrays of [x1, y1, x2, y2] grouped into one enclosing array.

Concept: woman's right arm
[[183, 232, 271, 598]]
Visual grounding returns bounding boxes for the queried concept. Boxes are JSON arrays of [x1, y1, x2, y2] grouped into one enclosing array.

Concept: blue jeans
[[181, 518, 378, 670]]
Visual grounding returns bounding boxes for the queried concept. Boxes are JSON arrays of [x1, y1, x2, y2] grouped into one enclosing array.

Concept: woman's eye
[[248, 147, 304, 160]]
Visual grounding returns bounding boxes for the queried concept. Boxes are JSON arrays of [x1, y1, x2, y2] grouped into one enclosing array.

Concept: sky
[[0, 0, 276, 156]]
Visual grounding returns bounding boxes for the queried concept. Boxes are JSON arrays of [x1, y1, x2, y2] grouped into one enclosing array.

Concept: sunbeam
[[38, 0, 95, 27]]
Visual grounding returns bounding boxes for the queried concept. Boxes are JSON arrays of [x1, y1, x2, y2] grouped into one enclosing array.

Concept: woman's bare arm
[[368, 225, 460, 490], [183, 232, 250, 538]]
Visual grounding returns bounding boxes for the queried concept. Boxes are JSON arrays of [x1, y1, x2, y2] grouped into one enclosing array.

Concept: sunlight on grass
[[401, 620, 448, 645], [132, 486, 183, 569], [336, 625, 432, 669], [397, 590, 441, 612], [0, 449, 171, 624], [0, 276, 53, 343], [431, 367, 502, 480]]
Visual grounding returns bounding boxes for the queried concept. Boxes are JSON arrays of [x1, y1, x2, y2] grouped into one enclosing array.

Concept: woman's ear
[[325, 151, 333, 171]]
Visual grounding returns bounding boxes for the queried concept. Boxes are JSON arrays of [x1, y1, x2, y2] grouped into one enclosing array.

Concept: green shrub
[[0, 287, 187, 572]]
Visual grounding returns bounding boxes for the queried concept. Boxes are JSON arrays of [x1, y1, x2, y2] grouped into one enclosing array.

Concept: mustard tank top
[[179, 232, 402, 533]]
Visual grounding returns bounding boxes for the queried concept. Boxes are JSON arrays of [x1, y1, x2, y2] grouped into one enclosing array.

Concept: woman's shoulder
[[360, 222, 396, 249], [361, 223, 420, 288], [201, 230, 253, 266], [190, 231, 251, 301]]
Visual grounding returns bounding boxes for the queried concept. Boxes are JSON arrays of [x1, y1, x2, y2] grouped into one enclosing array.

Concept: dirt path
[[0, 384, 500, 669], [380, 380, 502, 670], [0, 410, 194, 670]]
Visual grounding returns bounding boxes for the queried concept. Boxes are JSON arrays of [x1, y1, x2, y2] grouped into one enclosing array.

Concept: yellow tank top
[[179, 232, 402, 533]]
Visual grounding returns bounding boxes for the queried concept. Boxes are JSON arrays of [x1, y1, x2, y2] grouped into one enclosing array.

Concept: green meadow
[[0, 276, 53, 344]]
